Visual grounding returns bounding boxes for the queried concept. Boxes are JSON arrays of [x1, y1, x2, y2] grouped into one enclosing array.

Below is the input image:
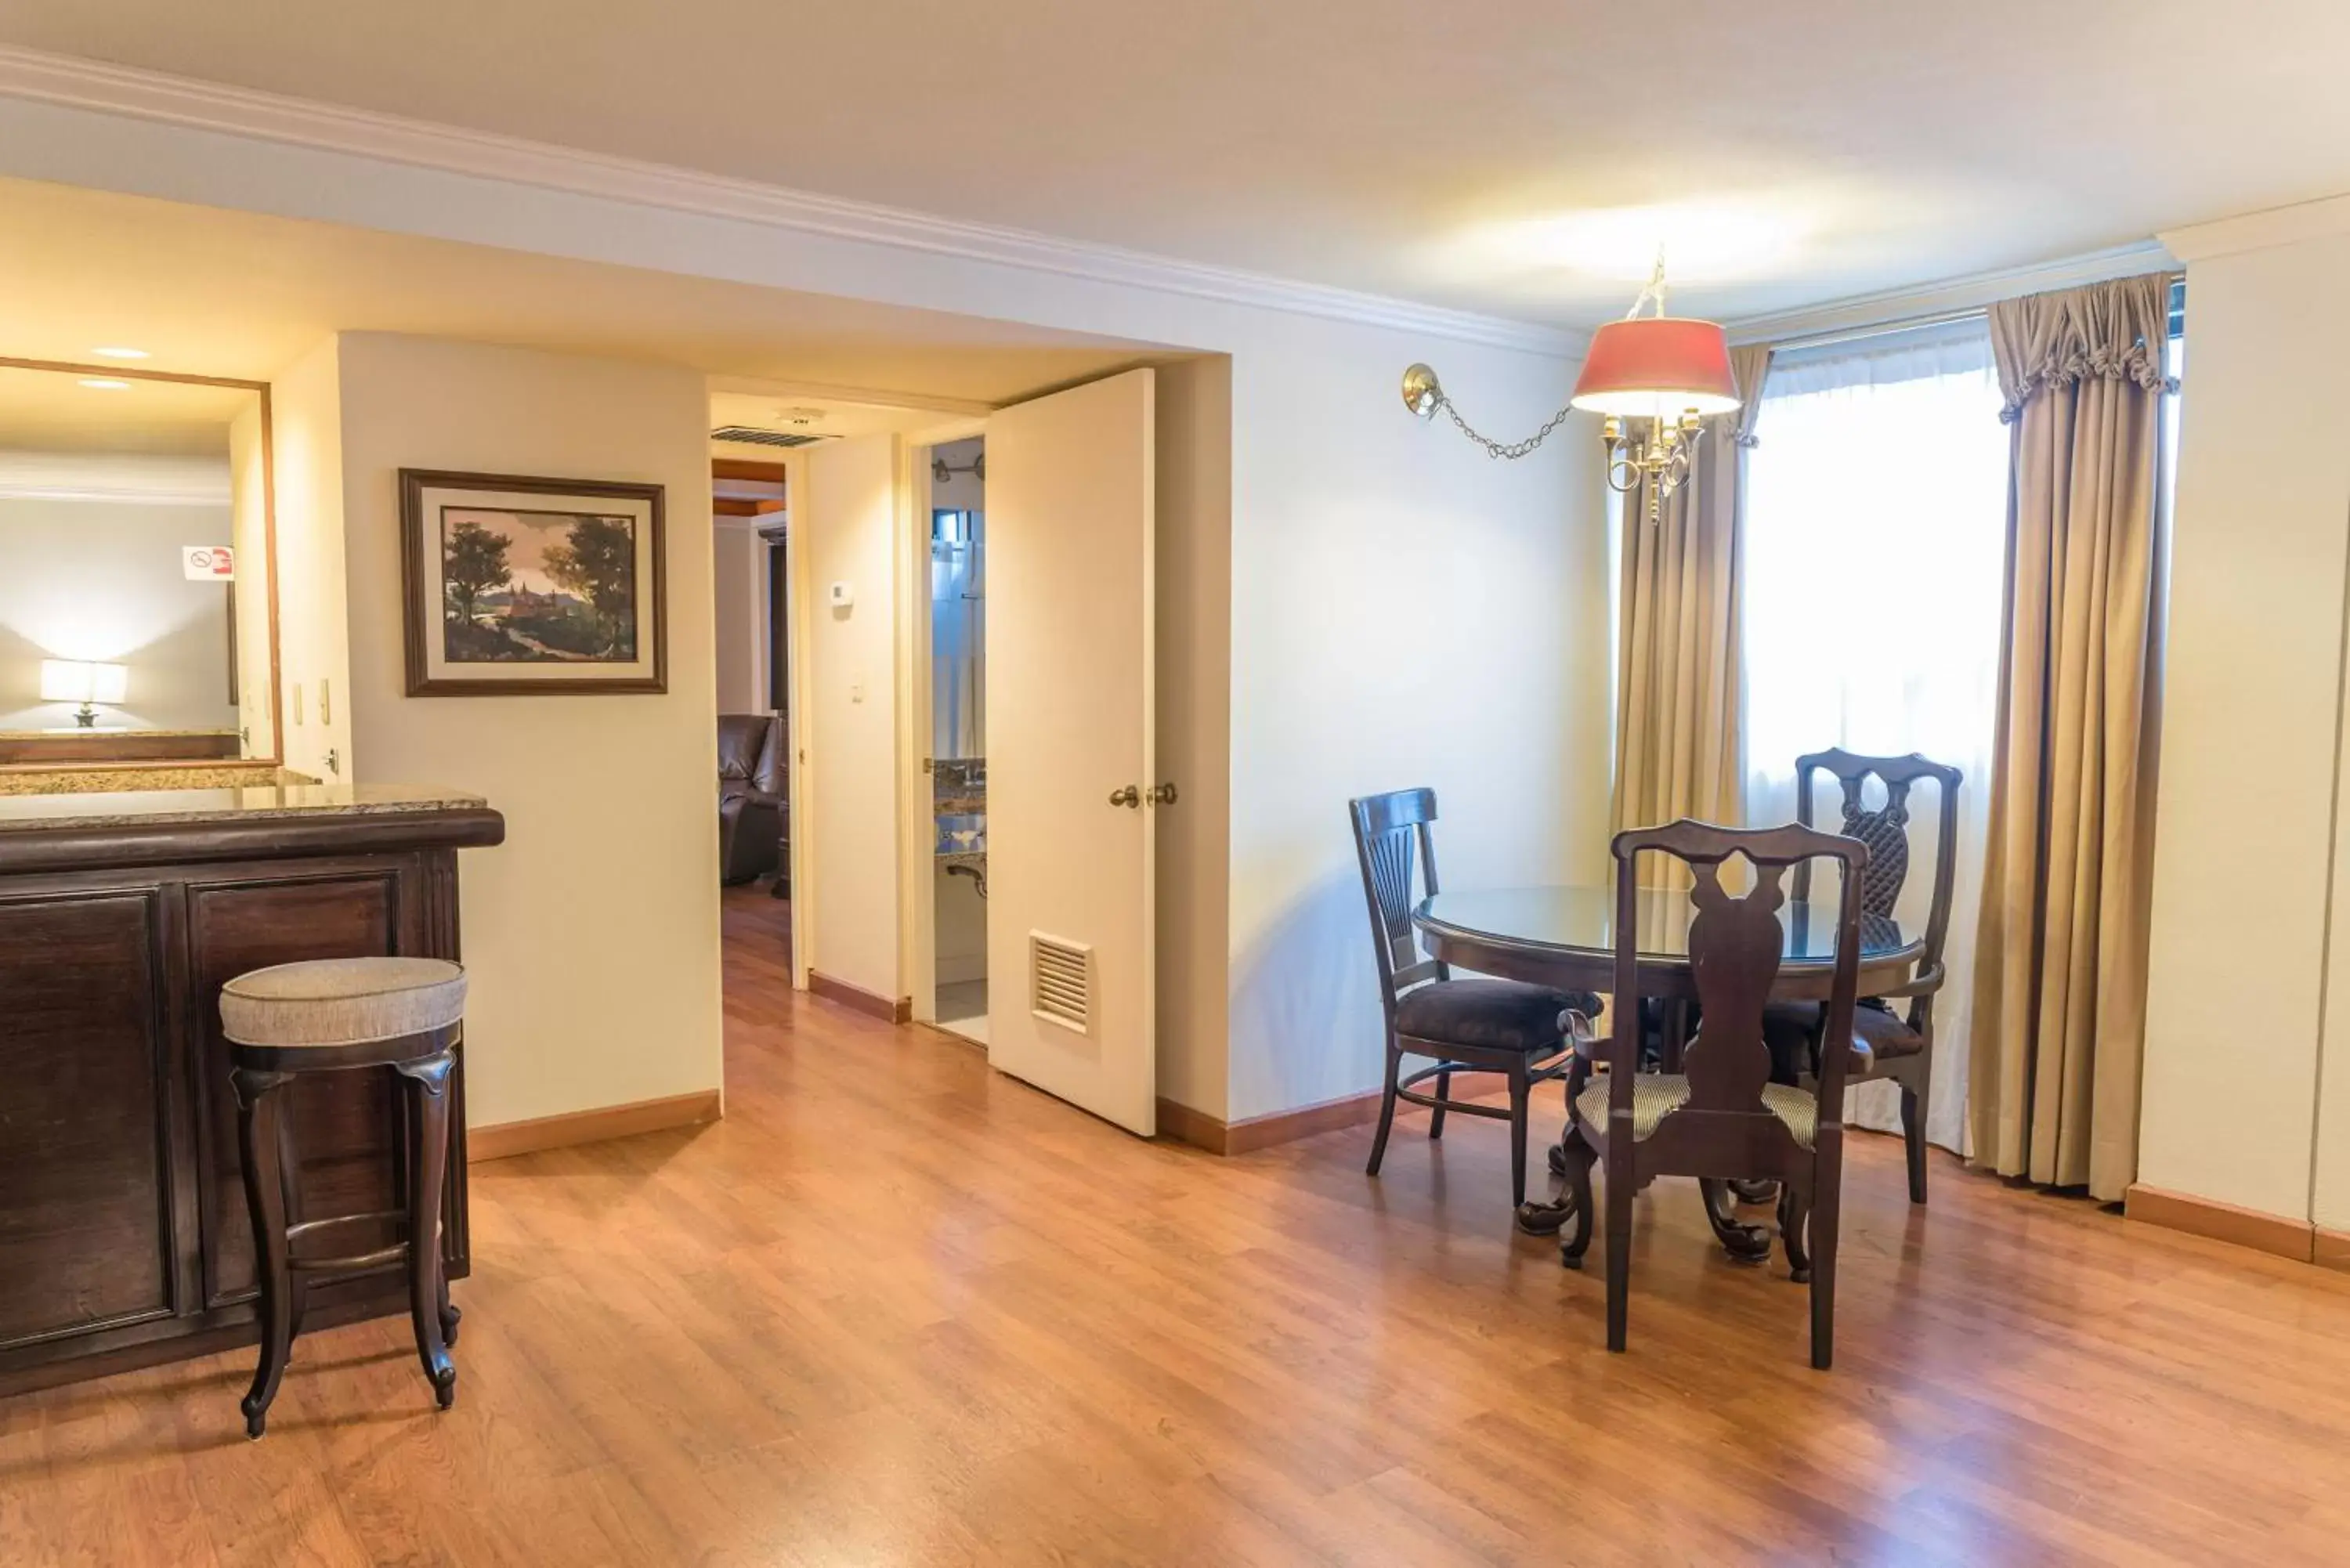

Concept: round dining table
[[1411, 884, 1923, 1245]]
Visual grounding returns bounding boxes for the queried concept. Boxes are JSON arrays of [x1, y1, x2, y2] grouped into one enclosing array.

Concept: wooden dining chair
[[1556, 818, 1867, 1369], [1350, 789, 1600, 1209], [1774, 747, 1962, 1204]]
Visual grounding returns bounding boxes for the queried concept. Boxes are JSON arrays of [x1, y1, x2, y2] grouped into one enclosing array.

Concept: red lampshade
[[1570, 316, 1741, 420]]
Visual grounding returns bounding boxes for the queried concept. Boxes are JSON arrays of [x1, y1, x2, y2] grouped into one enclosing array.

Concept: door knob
[[1144, 782, 1178, 806], [1108, 785, 1141, 808]]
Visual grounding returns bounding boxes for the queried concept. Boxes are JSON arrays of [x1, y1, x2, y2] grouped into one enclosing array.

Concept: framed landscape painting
[[400, 470, 667, 695]]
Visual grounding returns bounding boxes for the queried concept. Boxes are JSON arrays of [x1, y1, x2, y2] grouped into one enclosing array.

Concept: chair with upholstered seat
[[1556, 818, 1867, 1368], [1350, 788, 1600, 1209], [221, 956, 470, 1437], [1766, 748, 1962, 1204]]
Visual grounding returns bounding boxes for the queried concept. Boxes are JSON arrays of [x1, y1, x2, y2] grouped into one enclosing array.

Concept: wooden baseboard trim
[[2124, 1183, 2315, 1263], [1154, 1097, 1231, 1155], [2315, 1227, 2350, 1274], [469, 1089, 722, 1163], [808, 969, 912, 1024], [1155, 1087, 1387, 1158]]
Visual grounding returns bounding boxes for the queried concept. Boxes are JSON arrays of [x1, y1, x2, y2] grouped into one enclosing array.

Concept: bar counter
[[0, 782, 504, 1396]]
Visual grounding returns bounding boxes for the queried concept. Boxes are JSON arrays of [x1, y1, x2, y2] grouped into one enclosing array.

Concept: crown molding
[[2160, 193, 2350, 264], [0, 45, 1582, 359], [1723, 240, 2176, 346]]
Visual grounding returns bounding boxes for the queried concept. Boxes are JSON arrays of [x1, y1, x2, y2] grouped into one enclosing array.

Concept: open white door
[[985, 368, 1157, 1135]]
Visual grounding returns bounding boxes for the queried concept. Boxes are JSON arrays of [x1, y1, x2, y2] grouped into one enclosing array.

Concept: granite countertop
[[0, 782, 490, 833]]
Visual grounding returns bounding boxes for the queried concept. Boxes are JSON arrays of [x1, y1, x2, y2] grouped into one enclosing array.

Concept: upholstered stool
[[220, 956, 468, 1438]]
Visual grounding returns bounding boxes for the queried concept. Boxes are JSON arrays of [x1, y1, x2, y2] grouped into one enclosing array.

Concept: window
[[1740, 318, 2008, 1154]]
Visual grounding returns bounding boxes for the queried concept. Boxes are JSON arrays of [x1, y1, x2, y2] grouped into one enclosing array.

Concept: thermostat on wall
[[829, 581, 854, 609]]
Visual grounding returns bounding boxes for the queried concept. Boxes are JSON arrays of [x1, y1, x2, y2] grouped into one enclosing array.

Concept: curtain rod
[[1747, 269, 2185, 356]]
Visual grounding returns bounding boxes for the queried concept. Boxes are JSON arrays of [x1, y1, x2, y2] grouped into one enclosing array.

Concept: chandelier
[[1402, 255, 1741, 520]]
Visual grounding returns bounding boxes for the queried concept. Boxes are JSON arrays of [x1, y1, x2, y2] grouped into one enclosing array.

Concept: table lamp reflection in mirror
[[39, 659, 129, 728]]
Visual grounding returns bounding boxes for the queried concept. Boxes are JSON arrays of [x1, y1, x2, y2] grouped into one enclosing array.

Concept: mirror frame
[[0, 354, 281, 777]]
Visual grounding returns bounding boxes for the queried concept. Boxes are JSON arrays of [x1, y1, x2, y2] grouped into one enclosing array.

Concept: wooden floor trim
[[2124, 1182, 2315, 1263], [2316, 1227, 2350, 1274], [1156, 1087, 1386, 1157], [808, 968, 912, 1024], [1152, 1096, 1230, 1154], [469, 1089, 723, 1162]]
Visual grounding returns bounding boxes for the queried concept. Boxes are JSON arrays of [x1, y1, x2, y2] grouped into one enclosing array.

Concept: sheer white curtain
[[1741, 320, 2007, 1153]]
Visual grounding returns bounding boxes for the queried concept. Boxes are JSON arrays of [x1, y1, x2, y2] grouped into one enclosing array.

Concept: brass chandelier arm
[[1401, 363, 1574, 461]]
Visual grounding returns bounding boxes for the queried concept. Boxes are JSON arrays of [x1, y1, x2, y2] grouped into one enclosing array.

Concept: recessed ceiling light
[[78, 378, 132, 391], [89, 346, 150, 360]]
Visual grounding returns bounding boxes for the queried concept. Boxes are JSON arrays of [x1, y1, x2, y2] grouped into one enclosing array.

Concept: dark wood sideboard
[[0, 786, 504, 1396]]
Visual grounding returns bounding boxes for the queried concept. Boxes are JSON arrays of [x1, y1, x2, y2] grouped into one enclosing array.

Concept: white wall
[[229, 399, 277, 757], [801, 433, 905, 1004], [1224, 324, 1605, 1121], [2140, 221, 2350, 1229], [0, 496, 237, 732], [329, 332, 724, 1130], [267, 338, 353, 782]]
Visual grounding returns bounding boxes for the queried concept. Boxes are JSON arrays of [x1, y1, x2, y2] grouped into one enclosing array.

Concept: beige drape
[[1611, 345, 1773, 865], [1969, 273, 2171, 1202]]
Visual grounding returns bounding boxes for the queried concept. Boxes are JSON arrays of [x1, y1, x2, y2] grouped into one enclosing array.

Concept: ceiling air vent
[[1029, 932, 1093, 1035], [711, 425, 832, 448]]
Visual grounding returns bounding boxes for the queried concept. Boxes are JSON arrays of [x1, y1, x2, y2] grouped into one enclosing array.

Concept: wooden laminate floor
[[6, 887, 2348, 1566]]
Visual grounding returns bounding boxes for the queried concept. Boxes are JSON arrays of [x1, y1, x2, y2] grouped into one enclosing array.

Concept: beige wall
[[328, 332, 724, 1129], [1154, 356, 1235, 1118], [268, 338, 353, 782], [801, 432, 904, 1004], [2140, 222, 2350, 1226], [19, 99, 1603, 1129], [710, 517, 765, 714]]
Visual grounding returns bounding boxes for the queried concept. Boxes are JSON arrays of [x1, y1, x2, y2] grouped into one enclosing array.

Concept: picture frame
[[399, 468, 667, 696]]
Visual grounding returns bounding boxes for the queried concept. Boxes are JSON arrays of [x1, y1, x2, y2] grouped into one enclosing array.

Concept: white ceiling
[[0, 176, 1158, 401], [2, 2, 2345, 325]]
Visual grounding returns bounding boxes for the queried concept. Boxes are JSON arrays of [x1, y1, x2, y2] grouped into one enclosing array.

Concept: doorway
[[927, 437, 989, 1043]]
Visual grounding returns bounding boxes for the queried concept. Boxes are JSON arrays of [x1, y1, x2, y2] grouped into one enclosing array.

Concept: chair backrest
[[1607, 819, 1867, 1157], [1790, 748, 1962, 990], [1348, 788, 1445, 1010]]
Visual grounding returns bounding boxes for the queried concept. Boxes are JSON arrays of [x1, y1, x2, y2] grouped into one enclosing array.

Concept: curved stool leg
[[395, 1050, 459, 1411], [233, 1067, 296, 1439]]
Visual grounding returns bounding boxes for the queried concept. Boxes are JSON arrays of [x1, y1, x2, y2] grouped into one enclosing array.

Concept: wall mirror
[[0, 358, 278, 770]]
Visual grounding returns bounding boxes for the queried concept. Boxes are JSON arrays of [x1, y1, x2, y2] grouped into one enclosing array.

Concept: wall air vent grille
[[711, 425, 831, 448], [1029, 932, 1093, 1035]]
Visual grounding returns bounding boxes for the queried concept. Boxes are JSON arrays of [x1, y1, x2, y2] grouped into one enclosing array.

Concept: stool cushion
[[221, 957, 468, 1047]]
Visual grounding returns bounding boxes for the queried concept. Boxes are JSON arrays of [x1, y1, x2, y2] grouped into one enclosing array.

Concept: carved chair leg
[[233, 1067, 296, 1439], [1428, 1065, 1453, 1140], [1557, 1129, 1596, 1268], [1365, 1044, 1401, 1177], [1546, 1053, 1589, 1180], [1778, 1185, 1812, 1284], [1603, 1150, 1634, 1352], [394, 1051, 459, 1411], [1506, 1065, 1531, 1210], [1900, 1058, 1932, 1205], [1810, 1140, 1845, 1371], [1701, 1180, 1774, 1263]]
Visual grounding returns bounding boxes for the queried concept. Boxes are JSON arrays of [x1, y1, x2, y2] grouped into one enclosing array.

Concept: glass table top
[[1415, 885, 1912, 969]]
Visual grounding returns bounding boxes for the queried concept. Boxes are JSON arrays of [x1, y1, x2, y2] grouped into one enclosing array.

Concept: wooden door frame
[[895, 418, 989, 1028]]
